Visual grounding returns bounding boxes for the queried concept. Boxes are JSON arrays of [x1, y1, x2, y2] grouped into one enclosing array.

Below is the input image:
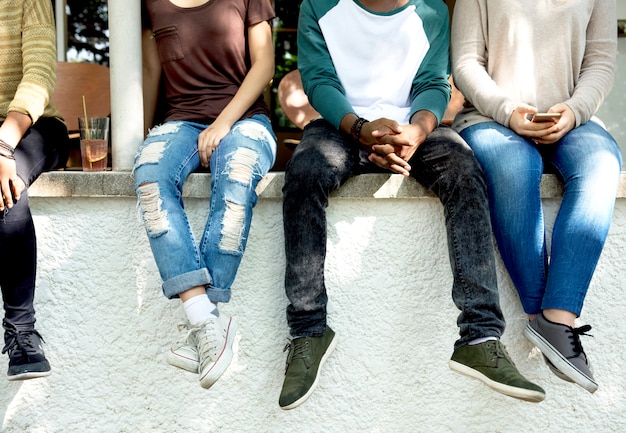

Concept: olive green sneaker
[[449, 340, 546, 403], [279, 326, 337, 410]]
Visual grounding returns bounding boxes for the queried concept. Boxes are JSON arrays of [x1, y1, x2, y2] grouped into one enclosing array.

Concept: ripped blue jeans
[[133, 115, 276, 302]]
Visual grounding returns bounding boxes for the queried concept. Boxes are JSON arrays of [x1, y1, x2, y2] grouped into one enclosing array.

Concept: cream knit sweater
[[450, 0, 616, 132], [0, 0, 61, 123]]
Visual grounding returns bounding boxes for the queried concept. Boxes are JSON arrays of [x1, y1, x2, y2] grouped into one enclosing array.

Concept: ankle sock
[[183, 294, 219, 325], [468, 336, 498, 346]]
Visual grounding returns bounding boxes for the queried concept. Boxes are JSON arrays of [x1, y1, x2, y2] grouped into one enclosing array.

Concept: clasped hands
[[360, 118, 425, 176]]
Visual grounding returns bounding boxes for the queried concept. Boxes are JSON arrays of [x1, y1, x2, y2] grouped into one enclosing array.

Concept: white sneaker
[[166, 323, 200, 373], [196, 315, 238, 389]]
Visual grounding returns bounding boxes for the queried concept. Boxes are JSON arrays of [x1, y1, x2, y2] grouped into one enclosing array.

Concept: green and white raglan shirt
[[297, 0, 451, 129]]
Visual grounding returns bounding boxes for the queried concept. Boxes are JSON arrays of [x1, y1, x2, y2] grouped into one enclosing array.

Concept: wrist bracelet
[[0, 139, 15, 156], [351, 117, 368, 143], [0, 151, 15, 160], [349, 117, 361, 138]]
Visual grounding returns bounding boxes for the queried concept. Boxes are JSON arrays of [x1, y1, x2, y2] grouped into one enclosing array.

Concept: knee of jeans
[[133, 122, 184, 171], [454, 153, 488, 184], [232, 121, 276, 165], [136, 182, 169, 237], [216, 146, 262, 254], [285, 147, 338, 193], [224, 145, 262, 185]]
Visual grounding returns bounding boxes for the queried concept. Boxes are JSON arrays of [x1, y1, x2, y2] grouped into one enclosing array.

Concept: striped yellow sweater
[[0, 0, 62, 123]]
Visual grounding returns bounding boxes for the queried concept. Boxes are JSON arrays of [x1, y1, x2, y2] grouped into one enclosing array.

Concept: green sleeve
[[409, 3, 451, 124], [297, 0, 355, 130]]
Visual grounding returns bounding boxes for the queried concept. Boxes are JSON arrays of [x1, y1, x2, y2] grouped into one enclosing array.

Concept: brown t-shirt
[[143, 0, 274, 123]]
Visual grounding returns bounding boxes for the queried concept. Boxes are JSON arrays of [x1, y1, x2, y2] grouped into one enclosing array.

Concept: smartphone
[[526, 113, 561, 122]]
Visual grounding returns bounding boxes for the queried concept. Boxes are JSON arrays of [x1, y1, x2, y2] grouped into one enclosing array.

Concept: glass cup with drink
[[78, 116, 109, 171]]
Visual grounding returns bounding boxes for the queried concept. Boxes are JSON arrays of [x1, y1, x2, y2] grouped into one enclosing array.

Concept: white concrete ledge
[[5, 170, 625, 433], [29, 170, 626, 199]]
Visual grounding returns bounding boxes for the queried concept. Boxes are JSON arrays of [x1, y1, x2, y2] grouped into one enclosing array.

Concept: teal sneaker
[[449, 340, 546, 403], [279, 327, 337, 410]]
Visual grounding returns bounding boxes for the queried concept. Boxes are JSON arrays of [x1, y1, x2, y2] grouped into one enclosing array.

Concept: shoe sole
[[199, 317, 238, 389], [166, 348, 199, 374], [279, 333, 338, 411], [7, 369, 52, 381], [449, 360, 545, 403], [524, 324, 598, 393], [543, 354, 574, 383]]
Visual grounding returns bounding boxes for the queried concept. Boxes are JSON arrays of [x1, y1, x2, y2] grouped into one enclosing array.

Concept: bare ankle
[[542, 309, 576, 327]]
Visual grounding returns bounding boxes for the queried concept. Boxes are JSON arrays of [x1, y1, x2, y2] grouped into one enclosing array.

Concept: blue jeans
[[133, 115, 276, 303], [460, 120, 622, 316], [283, 119, 505, 348]]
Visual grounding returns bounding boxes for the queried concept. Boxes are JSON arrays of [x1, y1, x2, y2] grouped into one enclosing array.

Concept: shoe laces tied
[[173, 323, 196, 347], [569, 324, 593, 357], [484, 340, 514, 366], [283, 338, 311, 370], [2, 328, 44, 356], [196, 319, 222, 370]]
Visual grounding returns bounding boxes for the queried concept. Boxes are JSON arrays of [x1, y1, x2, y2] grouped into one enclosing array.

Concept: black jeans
[[0, 117, 69, 330], [282, 119, 505, 348]]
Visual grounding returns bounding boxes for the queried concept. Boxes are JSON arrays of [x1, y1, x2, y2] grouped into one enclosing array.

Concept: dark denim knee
[[414, 127, 488, 203], [284, 120, 353, 199]]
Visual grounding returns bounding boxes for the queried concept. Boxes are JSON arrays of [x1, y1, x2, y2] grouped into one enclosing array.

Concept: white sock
[[183, 294, 218, 325], [468, 336, 498, 346]]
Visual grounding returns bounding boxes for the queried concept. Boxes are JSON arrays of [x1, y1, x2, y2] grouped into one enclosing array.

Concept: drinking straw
[[82, 96, 93, 169]]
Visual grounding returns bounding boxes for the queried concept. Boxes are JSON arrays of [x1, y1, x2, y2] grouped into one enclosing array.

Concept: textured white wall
[[0, 195, 625, 433]]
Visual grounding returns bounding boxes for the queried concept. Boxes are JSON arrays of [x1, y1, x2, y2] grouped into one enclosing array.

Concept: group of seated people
[[1, 0, 621, 412]]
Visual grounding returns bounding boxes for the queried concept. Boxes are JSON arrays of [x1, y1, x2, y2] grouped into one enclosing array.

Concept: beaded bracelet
[[349, 117, 361, 137], [350, 117, 368, 143]]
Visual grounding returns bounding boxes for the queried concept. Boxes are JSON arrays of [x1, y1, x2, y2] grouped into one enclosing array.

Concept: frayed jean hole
[[227, 147, 259, 184], [219, 201, 245, 253], [137, 141, 167, 166], [149, 122, 182, 136], [234, 121, 272, 142], [137, 182, 169, 236]]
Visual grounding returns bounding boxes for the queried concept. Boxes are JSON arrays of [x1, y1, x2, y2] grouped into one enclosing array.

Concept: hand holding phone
[[526, 113, 561, 122]]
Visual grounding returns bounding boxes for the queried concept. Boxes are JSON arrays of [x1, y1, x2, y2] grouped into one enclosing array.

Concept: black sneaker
[[524, 314, 597, 393], [2, 323, 51, 381], [449, 340, 546, 402], [279, 326, 337, 410]]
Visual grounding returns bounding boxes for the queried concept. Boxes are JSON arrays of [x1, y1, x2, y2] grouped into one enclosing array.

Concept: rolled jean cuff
[[162, 268, 211, 299], [206, 286, 232, 304]]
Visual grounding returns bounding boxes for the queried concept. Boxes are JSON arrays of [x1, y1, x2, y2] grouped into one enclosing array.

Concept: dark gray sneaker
[[2, 323, 51, 381], [543, 354, 574, 383], [524, 314, 597, 393], [279, 326, 337, 410], [449, 340, 546, 402]]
